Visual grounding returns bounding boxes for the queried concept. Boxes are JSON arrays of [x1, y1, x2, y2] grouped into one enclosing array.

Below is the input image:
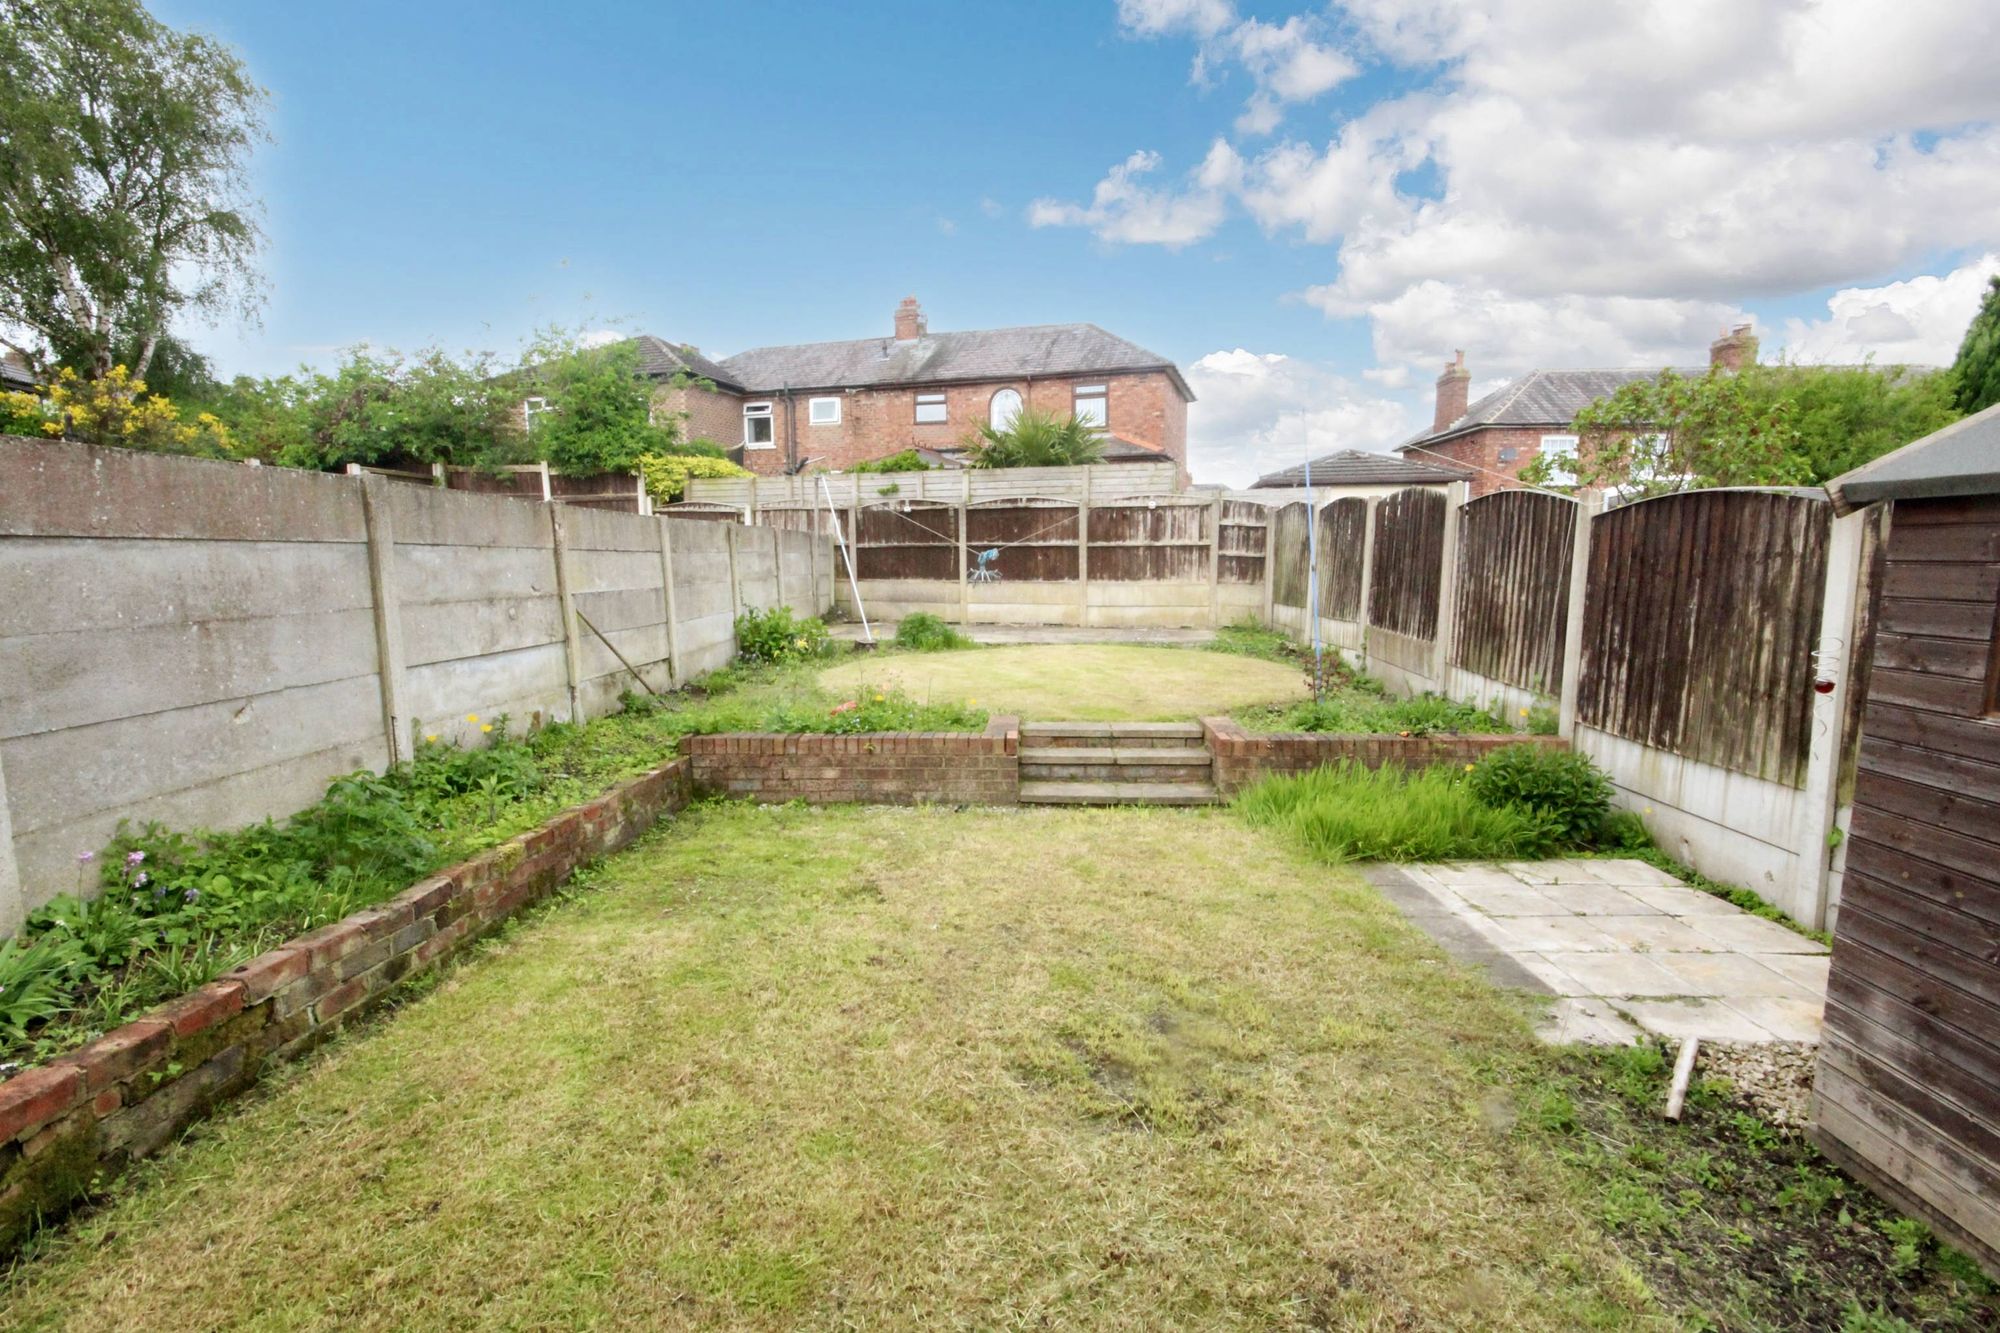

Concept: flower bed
[[685, 718, 1020, 806], [0, 758, 692, 1254]]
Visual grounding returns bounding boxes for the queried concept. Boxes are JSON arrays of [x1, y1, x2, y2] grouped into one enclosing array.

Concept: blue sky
[[158, 1, 2000, 484]]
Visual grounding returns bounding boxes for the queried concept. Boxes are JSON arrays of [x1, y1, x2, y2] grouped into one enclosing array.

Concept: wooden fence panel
[[1218, 499, 1269, 585], [1577, 489, 1830, 787], [1269, 503, 1311, 608], [1316, 498, 1368, 621], [1367, 487, 1446, 639], [1087, 499, 1209, 582], [854, 501, 957, 581], [966, 500, 1079, 582], [1451, 490, 1577, 694]]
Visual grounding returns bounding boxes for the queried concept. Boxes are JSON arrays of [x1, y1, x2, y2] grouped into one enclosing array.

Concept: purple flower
[[183, 888, 200, 904], [125, 850, 146, 867], [77, 851, 96, 865], [134, 871, 149, 888]]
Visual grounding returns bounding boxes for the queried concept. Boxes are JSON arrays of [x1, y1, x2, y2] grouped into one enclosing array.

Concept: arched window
[[988, 387, 1022, 431]]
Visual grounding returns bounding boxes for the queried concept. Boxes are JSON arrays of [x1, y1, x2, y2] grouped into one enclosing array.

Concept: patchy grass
[[1237, 760, 1567, 862], [0, 805, 1645, 1330], [1534, 1043, 1998, 1331], [819, 643, 1308, 720]]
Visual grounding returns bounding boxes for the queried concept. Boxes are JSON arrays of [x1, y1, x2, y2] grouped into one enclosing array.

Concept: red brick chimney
[[1709, 322, 1758, 371], [894, 296, 926, 342], [1434, 350, 1470, 433]]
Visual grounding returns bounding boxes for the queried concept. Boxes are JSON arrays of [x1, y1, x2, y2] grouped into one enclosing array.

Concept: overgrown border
[[0, 758, 693, 1254]]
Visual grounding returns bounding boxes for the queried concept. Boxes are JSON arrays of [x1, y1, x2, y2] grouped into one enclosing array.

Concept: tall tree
[[1949, 274, 2000, 415], [0, 0, 266, 381]]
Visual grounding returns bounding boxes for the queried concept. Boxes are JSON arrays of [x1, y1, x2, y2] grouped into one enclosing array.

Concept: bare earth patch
[[817, 643, 1308, 721], [0, 805, 1645, 1331]]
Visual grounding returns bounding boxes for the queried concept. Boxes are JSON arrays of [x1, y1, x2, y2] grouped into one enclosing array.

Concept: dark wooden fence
[[967, 498, 1079, 581], [1315, 497, 1368, 621], [1269, 503, 1311, 608], [1451, 490, 1577, 694], [1367, 487, 1447, 639], [1218, 499, 1270, 585], [1576, 489, 1831, 787], [1087, 497, 1210, 581], [854, 500, 957, 581]]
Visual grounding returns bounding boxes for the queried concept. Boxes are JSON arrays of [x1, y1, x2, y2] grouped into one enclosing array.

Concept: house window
[[1497, 447, 1517, 463], [989, 387, 1023, 430], [808, 396, 841, 426], [1074, 383, 1108, 427], [522, 396, 551, 431], [914, 392, 947, 425], [743, 401, 774, 448]]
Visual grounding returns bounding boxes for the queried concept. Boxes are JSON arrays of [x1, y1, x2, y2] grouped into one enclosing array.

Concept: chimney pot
[[894, 296, 926, 342], [1433, 351, 1471, 434]]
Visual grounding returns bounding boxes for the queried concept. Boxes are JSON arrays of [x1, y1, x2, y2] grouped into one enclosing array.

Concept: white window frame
[[914, 392, 947, 425], [808, 395, 842, 426], [743, 401, 775, 449], [989, 387, 1023, 430], [522, 396, 551, 431], [1074, 383, 1108, 428], [1538, 434, 1579, 487]]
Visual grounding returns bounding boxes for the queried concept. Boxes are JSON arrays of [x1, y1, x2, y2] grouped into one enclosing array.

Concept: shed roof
[[1827, 400, 2000, 511], [1254, 448, 1472, 488]]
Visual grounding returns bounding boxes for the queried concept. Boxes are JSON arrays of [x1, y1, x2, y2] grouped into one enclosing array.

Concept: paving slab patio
[[1364, 858, 1830, 1047]]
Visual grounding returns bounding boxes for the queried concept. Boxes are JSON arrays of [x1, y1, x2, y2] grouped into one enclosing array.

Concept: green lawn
[[0, 804, 1641, 1331], [818, 643, 1308, 720]]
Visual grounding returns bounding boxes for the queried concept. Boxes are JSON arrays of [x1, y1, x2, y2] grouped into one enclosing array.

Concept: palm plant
[[962, 406, 1106, 468]]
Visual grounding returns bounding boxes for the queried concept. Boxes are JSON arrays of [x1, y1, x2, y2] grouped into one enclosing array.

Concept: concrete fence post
[[957, 502, 971, 626], [725, 520, 743, 625], [658, 518, 682, 687], [1791, 506, 1872, 931], [359, 474, 412, 765], [549, 504, 584, 722], [1431, 481, 1469, 688], [0, 750, 25, 938], [1557, 492, 1603, 741]]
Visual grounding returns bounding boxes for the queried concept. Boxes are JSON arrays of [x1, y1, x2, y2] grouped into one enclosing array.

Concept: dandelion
[[465, 713, 479, 725], [424, 733, 439, 744], [1464, 763, 1475, 772], [968, 698, 977, 706], [481, 723, 494, 734], [1519, 707, 1530, 717], [873, 694, 884, 703]]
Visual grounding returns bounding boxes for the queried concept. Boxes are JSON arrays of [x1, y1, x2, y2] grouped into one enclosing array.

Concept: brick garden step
[[1019, 721, 1206, 749], [1018, 780, 1222, 807]]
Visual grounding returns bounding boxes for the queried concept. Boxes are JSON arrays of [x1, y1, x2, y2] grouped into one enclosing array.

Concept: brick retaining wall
[[685, 718, 1020, 805], [0, 757, 693, 1253], [1199, 717, 1566, 796]]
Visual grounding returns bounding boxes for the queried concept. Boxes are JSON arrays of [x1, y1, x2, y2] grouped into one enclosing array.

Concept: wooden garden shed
[[1814, 402, 2000, 1274]]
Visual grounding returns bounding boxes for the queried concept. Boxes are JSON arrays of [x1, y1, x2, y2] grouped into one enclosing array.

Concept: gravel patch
[[1700, 1040, 1818, 1129]]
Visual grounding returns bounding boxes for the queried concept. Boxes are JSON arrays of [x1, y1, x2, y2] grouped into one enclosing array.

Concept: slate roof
[[1828, 400, 2000, 511], [711, 323, 1193, 400], [627, 335, 745, 391], [1396, 367, 1704, 452], [1254, 448, 1472, 489], [0, 357, 36, 392]]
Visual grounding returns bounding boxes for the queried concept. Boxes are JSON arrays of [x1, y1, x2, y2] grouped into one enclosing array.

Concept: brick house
[[635, 298, 1194, 478], [1395, 326, 1760, 497]]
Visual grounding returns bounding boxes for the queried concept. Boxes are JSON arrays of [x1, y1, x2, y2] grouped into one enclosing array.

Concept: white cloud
[[1049, 0, 2000, 379], [578, 328, 624, 349], [1184, 348, 1413, 486], [1777, 255, 2000, 365], [1027, 142, 1242, 249]]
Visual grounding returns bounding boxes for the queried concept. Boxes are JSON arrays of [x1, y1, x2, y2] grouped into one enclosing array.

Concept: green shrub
[[1235, 762, 1562, 863], [1467, 745, 1614, 846], [893, 612, 972, 651], [847, 450, 931, 473], [638, 451, 751, 502], [734, 606, 834, 665]]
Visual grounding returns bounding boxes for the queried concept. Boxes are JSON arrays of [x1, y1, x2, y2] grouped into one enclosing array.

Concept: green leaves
[[1949, 274, 2000, 415], [962, 407, 1106, 469]]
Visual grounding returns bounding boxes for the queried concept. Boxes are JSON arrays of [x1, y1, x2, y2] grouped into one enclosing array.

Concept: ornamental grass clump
[[892, 612, 973, 652], [1235, 761, 1564, 863]]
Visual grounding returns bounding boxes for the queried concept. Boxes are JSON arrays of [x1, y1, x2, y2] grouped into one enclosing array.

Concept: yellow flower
[[424, 733, 439, 744], [1464, 763, 1475, 772], [967, 698, 977, 706], [873, 694, 884, 702], [1519, 707, 1530, 717], [481, 723, 494, 734], [464, 713, 479, 724]]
